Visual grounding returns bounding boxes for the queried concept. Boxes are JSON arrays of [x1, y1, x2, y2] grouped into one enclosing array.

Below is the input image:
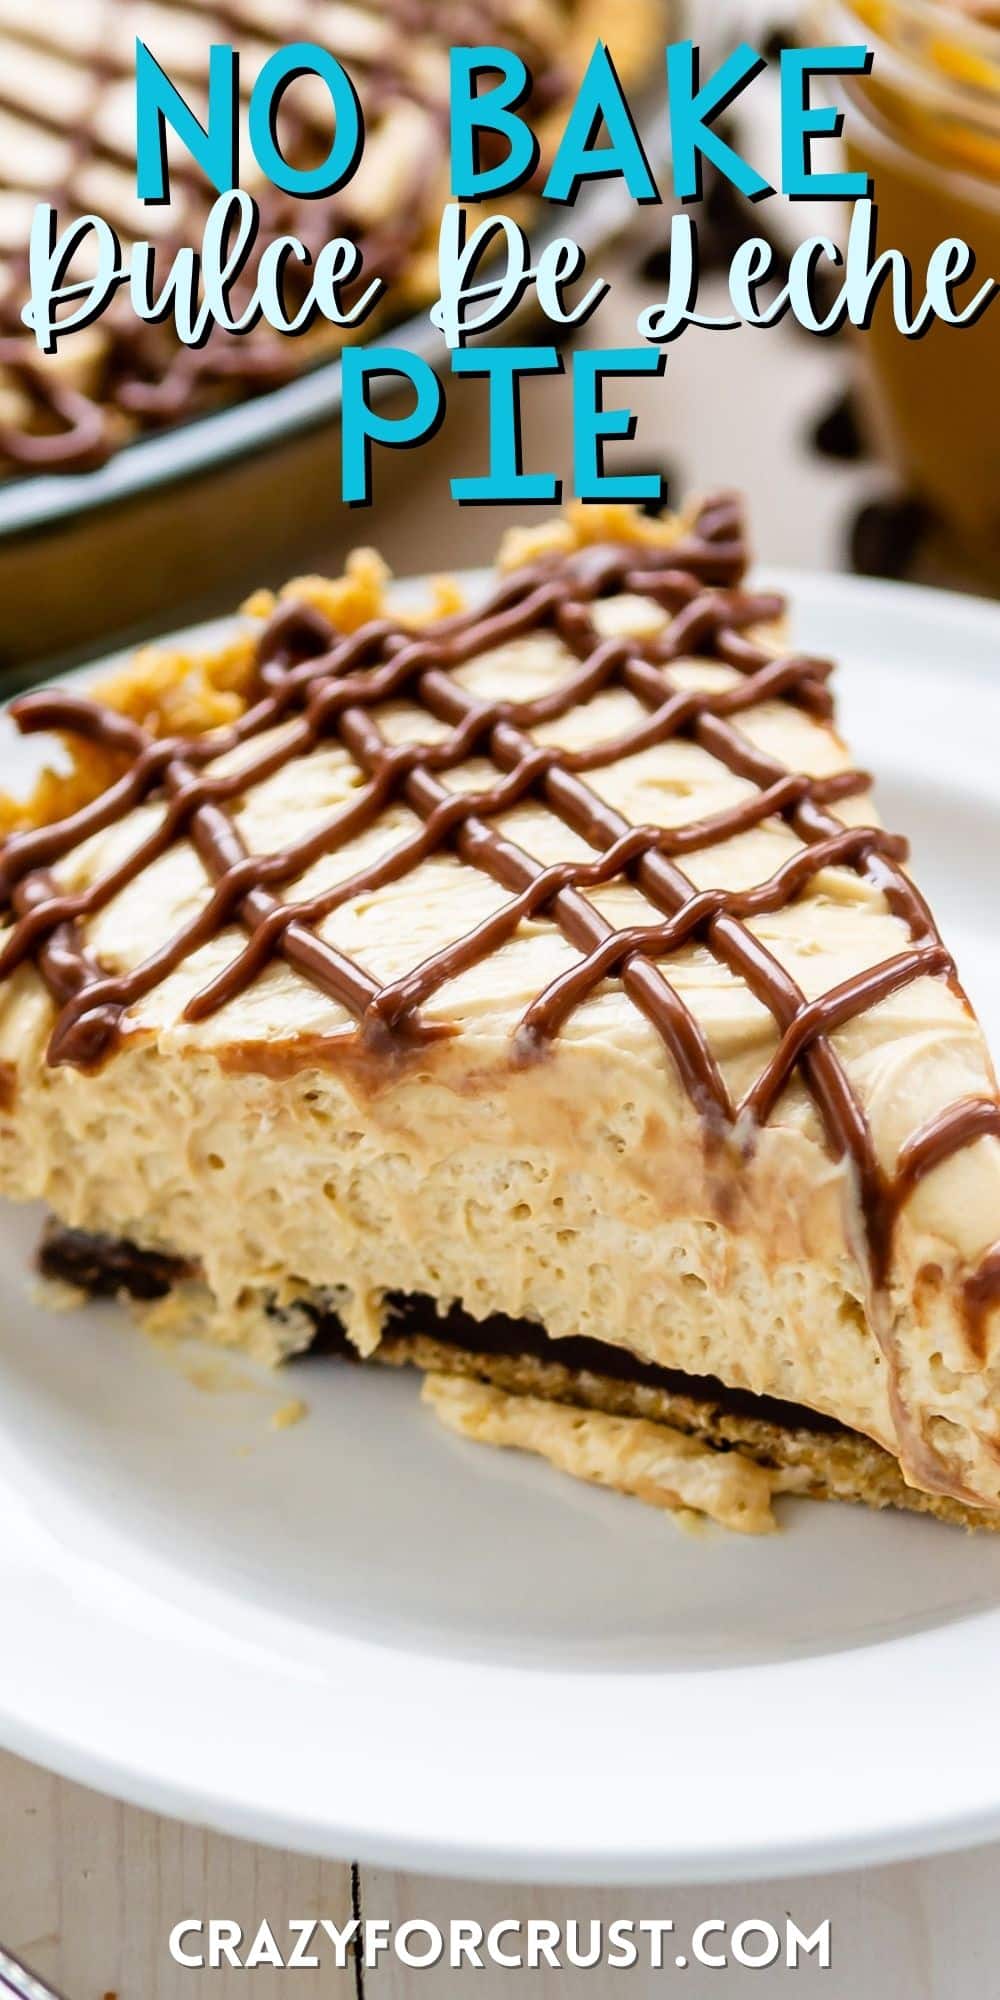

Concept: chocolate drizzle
[[1, 493, 997, 1332], [965, 1249, 1000, 1363], [0, 0, 569, 473]]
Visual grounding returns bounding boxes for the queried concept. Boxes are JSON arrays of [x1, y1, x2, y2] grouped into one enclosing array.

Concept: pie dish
[[1, 493, 999, 1533], [0, 0, 658, 479]]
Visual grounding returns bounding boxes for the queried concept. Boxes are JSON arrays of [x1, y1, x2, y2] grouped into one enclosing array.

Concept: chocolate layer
[[38, 1221, 192, 1301], [37, 1219, 843, 1440], [39, 1220, 1000, 1528], [378, 1292, 846, 1439]]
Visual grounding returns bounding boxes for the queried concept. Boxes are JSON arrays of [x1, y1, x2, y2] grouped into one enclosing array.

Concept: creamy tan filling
[[2, 525, 1000, 1506]]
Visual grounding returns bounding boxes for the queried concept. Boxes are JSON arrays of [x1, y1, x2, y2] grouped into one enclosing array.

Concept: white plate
[[1, 569, 999, 1885]]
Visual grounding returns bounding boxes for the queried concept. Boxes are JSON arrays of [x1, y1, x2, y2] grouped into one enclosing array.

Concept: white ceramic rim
[[1, 567, 999, 1886]]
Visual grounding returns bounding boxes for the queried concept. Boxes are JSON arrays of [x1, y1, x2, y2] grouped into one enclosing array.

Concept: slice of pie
[[2, 494, 999, 1534], [0, 0, 657, 476]]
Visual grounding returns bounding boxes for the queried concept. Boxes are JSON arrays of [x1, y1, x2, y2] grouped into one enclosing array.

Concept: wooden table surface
[[2, 1749, 998, 1997]]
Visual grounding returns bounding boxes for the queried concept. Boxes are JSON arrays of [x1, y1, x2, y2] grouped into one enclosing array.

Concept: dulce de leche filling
[[1, 497, 993, 1280], [1, 496, 999, 1505]]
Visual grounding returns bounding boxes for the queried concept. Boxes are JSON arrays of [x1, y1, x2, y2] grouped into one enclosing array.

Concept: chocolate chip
[[638, 242, 670, 288], [609, 462, 677, 517], [761, 24, 798, 63], [702, 171, 761, 273], [545, 312, 580, 353], [848, 496, 933, 579], [810, 389, 866, 461], [636, 141, 786, 289], [638, 197, 747, 286]]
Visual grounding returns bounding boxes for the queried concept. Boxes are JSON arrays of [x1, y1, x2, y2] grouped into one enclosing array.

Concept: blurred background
[[0, 0, 996, 676], [388, 0, 1000, 588]]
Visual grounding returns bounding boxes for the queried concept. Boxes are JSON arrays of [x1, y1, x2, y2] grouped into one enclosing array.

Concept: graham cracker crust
[[37, 1223, 1000, 1532], [373, 1330, 999, 1533]]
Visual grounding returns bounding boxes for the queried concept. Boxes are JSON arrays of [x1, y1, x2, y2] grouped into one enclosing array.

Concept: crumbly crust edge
[[0, 499, 720, 838], [376, 1330, 1000, 1531]]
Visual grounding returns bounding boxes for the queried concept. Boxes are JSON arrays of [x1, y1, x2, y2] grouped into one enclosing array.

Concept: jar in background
[[821, 0, 1000, 579]]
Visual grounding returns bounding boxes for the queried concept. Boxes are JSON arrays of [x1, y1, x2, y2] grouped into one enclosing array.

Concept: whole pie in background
[[0, 0, 660, 478]]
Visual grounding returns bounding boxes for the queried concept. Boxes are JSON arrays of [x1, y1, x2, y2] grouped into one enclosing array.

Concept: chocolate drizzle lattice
[[2, 494, 1000, 1298]]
